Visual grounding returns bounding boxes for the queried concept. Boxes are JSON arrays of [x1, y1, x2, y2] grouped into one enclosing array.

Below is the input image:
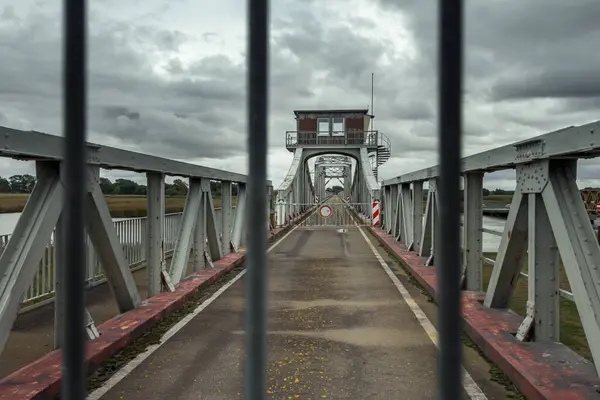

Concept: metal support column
[[193, 184, 207, 271], [170, 178, 202, 283], [484, 191, 528, 308], [410, 181, 423, 251], [463, 172, 483, 291], [542, 160, 600, 374], [221, 181, 233, 255], [388, 184, 399, 236], [232, 183, 247, 251], [420, 182, 434, 259], [517, 193, 560, 342], [401, 184, 413, 245], [146, 173, 165, 297], [86, 166, 141, 312], [54, 214, 66, 349], [204, 178, 224, 262]]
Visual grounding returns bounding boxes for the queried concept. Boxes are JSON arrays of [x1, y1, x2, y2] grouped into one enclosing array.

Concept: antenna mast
[[370, 72, 374, 130]]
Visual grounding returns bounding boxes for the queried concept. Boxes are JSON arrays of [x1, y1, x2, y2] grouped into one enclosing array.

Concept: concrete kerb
[[0, 211, 309, 400], [367, 227, 600, 400]]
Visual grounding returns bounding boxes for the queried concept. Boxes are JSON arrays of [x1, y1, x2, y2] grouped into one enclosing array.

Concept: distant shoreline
[[0, 194, 208, 218]]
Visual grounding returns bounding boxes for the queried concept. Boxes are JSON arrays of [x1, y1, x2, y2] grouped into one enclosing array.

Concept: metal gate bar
[[437, 0, 463, 399], [246, 0, 269, 399], [62, 0, 87, 399]]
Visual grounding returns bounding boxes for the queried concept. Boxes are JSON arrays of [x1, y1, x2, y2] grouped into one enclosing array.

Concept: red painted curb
[[0, 222, 297, 400], [369, 227, 600, 400]]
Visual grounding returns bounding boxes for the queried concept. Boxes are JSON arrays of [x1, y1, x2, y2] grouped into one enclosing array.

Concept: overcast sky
[[0, 0, 598, 189]]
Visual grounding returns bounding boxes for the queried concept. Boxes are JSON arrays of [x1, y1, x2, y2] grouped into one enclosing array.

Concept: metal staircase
[[370, 132, 391, 181]]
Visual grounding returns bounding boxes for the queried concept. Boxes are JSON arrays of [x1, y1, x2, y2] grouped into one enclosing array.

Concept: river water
[[0, 211, 507, 252], [0, 213, 130, 236]]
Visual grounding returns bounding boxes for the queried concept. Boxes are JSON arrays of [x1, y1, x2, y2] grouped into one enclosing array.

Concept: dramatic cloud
[[0, 0, 598, 190]]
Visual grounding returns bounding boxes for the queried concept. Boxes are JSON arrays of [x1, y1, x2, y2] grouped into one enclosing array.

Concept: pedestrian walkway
[[87, 223, 514, 399]]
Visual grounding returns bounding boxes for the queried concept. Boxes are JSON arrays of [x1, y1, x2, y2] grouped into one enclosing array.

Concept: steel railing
[[285, 130, 380, 146]]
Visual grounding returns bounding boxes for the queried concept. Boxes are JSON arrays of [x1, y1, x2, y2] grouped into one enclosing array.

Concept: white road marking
[[87, 225, 299, 399], [356, 226, 489, 400]]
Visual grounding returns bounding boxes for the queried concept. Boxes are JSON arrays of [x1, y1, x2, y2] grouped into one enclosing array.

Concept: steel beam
[[232, 183, 247, 251], [420, 187, 434, 258], [146, 173, 165, 297], [542, 160, 600, 374], [388, 185, 397, 234], [54, 214, 66, 349], [204, 179, 223, 262], [401, 184, 413, 245], [221, 181, 233, 255], [170, 179, 202, 283], [0, 126, 272, 185], [410, 182, 423, 251], [427, 180, 439, 266], [463, 172, 483, 291], [382, 120, 600, 186], [484, 191, 528, 308], [86, 167, 141, 312], [0, 161, 63, 353], [517, 193, 560, 342], [393, 185, 402, 241], [193, 186, 207, 272]]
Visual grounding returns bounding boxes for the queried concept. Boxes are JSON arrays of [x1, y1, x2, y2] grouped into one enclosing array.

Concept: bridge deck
[[86, 226, 511, 400]]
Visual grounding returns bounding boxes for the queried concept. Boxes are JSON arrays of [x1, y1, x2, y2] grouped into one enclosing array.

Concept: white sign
[[319, 205, 333, 219]]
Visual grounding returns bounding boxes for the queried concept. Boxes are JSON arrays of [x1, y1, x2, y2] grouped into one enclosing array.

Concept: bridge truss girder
[[380, 136, 600, 377], [276, 148, 380, 226], [314, 155, 352, 200]]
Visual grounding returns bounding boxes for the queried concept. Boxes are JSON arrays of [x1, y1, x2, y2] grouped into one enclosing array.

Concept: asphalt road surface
[[95, 223, 501, 399]]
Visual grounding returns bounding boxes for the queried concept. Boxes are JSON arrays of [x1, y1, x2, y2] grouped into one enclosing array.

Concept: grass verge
[[483, 194, 512, 206], [0, 194, 234, 218]]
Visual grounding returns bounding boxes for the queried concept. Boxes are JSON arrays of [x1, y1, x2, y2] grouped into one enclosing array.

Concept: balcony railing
[[285, 130, 380, 147]]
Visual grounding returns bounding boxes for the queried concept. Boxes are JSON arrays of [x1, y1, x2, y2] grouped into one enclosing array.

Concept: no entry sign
[[319, 205, 333, 219]]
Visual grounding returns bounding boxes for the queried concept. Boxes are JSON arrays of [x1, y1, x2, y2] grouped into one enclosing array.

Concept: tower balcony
[[285, 130, 388, 152]]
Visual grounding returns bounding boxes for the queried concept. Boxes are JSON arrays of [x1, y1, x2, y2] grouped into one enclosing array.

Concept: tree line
[[321, 185, 514, 198], [0, 174, 239, 197]]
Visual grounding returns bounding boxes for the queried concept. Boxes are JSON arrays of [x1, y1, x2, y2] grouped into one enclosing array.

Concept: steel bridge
[[1, 1, 600, 400], [1, 119, 600, 400]]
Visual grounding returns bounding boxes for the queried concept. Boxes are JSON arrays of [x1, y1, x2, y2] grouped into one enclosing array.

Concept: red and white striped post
[[372, 200, 380, 227]]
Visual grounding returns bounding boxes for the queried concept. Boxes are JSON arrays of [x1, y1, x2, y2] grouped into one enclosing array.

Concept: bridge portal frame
[[275, 146, 380, 227]]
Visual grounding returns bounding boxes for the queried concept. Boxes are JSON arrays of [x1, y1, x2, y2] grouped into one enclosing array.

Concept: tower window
[[317, 118, 330, 136], [332, 118, 344, 136]]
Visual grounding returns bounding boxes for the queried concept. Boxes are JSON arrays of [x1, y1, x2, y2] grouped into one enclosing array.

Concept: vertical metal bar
[[464, 172, 483, 291], [54, 215, 65, 349], [436, 0, 463, 398], [221, 181, 233, 255], [146, 173, 165, 297], [62, 0, 87, 397], [246, 0, 269, 397], [86, 233, 94, 284]]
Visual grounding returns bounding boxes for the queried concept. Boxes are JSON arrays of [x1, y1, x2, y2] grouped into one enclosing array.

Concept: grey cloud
[[1, 0, 599, 189], [377, 0, 600, 104], [0, 2, 252, 160], [493, 69, 600, 100], [103, 106, 140, 121]]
